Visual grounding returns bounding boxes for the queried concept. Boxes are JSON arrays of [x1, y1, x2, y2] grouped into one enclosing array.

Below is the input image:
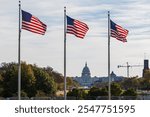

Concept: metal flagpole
[[18, 0, 21, 100], [64, 6, 67, 100], [108, 11, 111, 100]]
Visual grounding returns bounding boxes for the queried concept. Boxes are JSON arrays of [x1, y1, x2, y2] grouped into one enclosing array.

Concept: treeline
[[0, 62, 78, 98], [1, 61, 150, 99], [67, 73, 150, 99], [94, 76, 150, 91], [67, 83, 137, 100]]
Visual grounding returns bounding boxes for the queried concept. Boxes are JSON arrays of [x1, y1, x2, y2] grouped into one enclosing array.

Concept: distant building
[[143, 59, 149, 77], [73, 62, 99, 87], [73, 63, 124, 87]]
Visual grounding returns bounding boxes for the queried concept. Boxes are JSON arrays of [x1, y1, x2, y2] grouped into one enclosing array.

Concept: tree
[[67, 77, 79, 90], [0, 62, 37, 97], [44, 66, 64, 84], [100, 88, 108, 96], [44, 66, 79, 91], [44, 66, 64, 91], [0, 74, 3, 96], [33, 66, 56, 96], [0, 62, 57, 98], [140, 77, 150, 90], [88, 87, 108, 99], [111, 83, 122, 96], [122, 88, 137, 99], [122, 88, 137, 96], [1, 62, 18, 97], [88, 87, 101, 96], [121, 77, 140, 90], [21, 62, 36, 97], [67, 88, 87, 99]]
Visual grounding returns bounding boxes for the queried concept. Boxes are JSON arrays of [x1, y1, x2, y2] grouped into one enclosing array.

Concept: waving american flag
[[22, 10, 47, 35], [67, 16, 89, 39], [110, 20, 128, 42]]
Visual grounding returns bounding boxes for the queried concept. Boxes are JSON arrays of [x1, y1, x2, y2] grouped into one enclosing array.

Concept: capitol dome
[[82, 62, 91, 77]]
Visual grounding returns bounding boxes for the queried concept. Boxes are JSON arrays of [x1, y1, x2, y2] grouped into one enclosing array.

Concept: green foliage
[[1, 62, 37, 97], [0, 62, 58, 98], [140, 77, 150, 90], [33, 66, 56, 96], [44, 67, 79, 91], [21, 62, 36, 97], [100, 88, 108, 96], [1, 62, 18, 97], [87, 87, 107, 99], [141, 70, 150, 89], [35, 90, 46, 97], [67, 88, 87, 99], [122, 88, 137, 96], [67, 77, 79, 89], [44, 66, 64, 83], [56, 83, 64, 91], [88, 87, 99, 97], [111, 83, 122, 96], [21, 90, 28, 97], [121, 77, 140, 90], [1, 61, 148, 99]]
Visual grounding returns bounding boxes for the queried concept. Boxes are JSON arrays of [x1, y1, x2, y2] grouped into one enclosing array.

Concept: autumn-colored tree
[[87, 87, 108, 99], [33, 66, 56, 96], [0, 62, 57, 98], [121, 77, 140, 90], [140, 77, 150, 90], [21, 62, 36, 97], [122, 88, 137, 96], [110, 83, 122, 96], [1, 62, 18, 97], [67, 88, 87, 99]]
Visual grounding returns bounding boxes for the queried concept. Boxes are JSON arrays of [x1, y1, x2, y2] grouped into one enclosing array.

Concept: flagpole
[[108, 11, 111, 100], [64, 6, 67, 100], [18, 0, 21, 100]]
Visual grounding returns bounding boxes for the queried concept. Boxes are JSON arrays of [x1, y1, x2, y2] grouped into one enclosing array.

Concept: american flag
[[110, 20, 128, 42], [22, 10, 47, 35], [66, 16, 89, 39]]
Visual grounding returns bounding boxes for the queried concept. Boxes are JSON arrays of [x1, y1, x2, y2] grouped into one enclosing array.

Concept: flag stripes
[[110, 20, 128, 42], [22, 10, 47, 35], [67, 16, 89, 39]]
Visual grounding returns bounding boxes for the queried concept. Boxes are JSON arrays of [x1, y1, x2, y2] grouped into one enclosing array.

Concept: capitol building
[[73, 63, 124, 87]]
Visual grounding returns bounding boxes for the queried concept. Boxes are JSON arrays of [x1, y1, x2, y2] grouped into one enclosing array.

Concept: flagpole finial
[[64, 7, 66, 13], [19, 0, 21, 6], [108, 11, 110, 15]]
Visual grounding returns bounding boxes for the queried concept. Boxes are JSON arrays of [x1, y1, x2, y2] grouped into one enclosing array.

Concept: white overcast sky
[[0, 0, 150, 77]]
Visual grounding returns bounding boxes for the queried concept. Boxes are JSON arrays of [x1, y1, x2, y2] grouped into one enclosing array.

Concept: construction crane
[[117, 62, 143, 77]]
